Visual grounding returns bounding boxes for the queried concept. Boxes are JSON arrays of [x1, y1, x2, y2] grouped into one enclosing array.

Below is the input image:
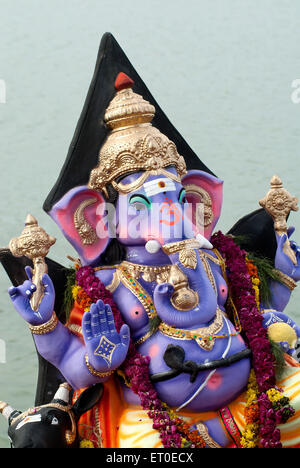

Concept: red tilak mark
[[160, 201, 183, 226]]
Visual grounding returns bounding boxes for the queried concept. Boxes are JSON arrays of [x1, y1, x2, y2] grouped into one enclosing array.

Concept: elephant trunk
[[154, 243, 218, 328]]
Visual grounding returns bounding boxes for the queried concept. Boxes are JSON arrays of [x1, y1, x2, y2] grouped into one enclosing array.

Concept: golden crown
[[88, 73, 187, 195]]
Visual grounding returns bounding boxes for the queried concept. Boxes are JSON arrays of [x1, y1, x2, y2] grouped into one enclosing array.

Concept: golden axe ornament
[[259, 175, 299, 265]]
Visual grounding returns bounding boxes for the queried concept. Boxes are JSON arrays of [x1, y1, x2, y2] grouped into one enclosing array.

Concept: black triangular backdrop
[[43, 32, 215, 213], [0, 33, 281, 409]]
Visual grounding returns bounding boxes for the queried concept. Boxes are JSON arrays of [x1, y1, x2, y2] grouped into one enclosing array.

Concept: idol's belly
[[134, 331, 251, 412]]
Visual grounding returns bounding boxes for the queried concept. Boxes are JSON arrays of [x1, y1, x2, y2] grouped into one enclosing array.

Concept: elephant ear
[[49, 186, 109, 266], [182, 170, 223, 240]]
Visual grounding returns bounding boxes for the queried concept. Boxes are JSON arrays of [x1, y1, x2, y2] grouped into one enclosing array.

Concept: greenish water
[[0, 0, 300, 448]]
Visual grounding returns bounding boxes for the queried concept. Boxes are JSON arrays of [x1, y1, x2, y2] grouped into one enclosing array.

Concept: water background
[[0, 0, 300, 447]]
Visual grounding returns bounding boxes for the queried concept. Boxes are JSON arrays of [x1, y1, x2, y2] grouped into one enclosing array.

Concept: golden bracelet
[[29, 311, 58, 335], [162, 238, 200, 255], [277, 271, 297, 291], [84, 354, 114, 379]]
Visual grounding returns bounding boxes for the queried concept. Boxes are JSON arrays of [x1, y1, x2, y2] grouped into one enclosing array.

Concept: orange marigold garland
[[173, 418, 206, 448], [245, 257, 260, 310], [72, 285, 92, 311]]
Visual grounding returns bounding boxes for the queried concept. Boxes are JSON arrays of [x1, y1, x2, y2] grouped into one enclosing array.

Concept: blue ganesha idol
[[1, 33, 300, 449]]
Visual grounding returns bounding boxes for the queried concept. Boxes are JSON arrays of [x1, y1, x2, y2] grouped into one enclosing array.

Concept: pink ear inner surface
[[50, 186, 109, 266], [182, 170, 223, 240]]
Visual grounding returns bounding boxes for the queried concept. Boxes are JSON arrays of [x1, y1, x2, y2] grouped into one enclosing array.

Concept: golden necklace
[[159, 306, 220, 351], [158, 306, 241, 351]]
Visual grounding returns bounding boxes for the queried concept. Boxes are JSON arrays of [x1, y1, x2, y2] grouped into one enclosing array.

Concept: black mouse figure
[[0, 382, 103, 448]]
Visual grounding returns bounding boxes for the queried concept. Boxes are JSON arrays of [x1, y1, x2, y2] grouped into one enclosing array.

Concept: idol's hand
[[262, 310, 300, 355], [8, 266, 55, 325], [275, 227, 300, 282], [82, 299, 130, 373]]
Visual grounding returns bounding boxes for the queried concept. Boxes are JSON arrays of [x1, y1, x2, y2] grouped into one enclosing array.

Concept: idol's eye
[[45, 412, 59, 425], [129, 194, 151, 211], [178, 189, 187, 204]]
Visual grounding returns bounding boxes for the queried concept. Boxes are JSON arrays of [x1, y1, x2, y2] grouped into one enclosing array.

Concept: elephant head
[[0, 383, 103, 448], [48, 73, 223, 266], [49, 167, 223, 266]]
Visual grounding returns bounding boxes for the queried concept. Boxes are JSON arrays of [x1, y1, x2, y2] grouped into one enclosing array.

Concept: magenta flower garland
[[211, 230, 294, 448], [75, 230, 295, 448], [211, 231, 276, 393], [75, 265, 204, 448]]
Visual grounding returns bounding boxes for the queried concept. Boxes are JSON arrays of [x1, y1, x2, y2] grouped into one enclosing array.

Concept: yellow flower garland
[[245, 257, 260, 310], [240, 370, 260, 448], [72, 284, 92, 312], [241, 258, 295, 448], [79, 439, 94, 448]]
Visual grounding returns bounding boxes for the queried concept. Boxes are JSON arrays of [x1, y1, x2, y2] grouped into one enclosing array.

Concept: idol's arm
[[8, 268, 130, 390], [33, 321, 106, 389], [262, 230, 300, 312]]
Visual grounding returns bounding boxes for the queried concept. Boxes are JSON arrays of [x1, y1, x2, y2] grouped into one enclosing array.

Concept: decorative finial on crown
[[88, 72, 187, 194], [114, 72, 134, 92], [104, 72, 155, 130]]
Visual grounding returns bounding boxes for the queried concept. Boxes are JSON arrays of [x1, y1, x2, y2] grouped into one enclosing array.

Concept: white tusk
[[145, 240, 161, 254], [196, 234, 213, 250], [0, 402, 15, 421], [53, 382, 72, 404]]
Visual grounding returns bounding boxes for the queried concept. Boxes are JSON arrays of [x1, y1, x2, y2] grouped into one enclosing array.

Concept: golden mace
[[9, 214, 56, 311], [259, 175, 299, 265]]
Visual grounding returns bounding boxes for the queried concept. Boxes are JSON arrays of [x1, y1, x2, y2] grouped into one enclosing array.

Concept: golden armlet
[[28, 311, 58, 335], [277, 271, 297, 291], [84, 354, 114, 379]]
